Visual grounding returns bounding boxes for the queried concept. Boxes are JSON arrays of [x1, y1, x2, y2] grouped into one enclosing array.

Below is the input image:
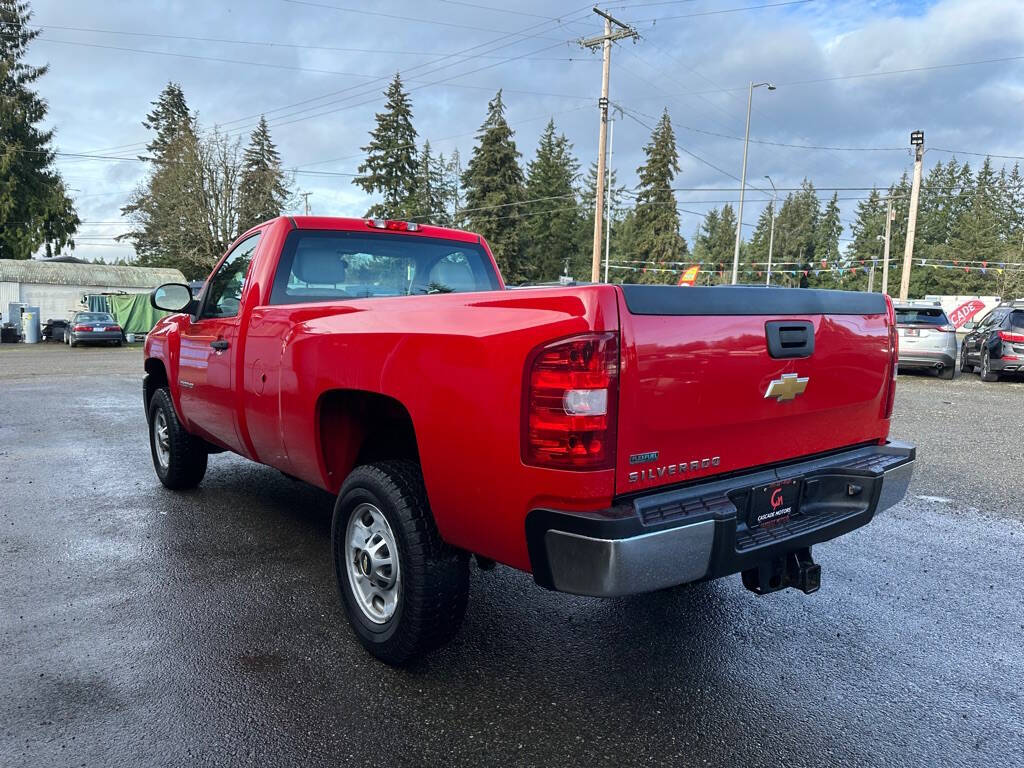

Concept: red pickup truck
[[145, 216, 915, 664]]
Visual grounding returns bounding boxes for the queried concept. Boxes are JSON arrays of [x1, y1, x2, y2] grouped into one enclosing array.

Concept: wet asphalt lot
[[2, 344, 1022, 768]]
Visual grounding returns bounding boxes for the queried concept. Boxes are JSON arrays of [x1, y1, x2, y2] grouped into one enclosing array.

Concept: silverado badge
[[764, 373, 809, 402]]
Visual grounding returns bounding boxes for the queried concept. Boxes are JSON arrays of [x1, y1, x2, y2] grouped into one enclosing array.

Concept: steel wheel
[[345, 502, 401, 624], [152, 409, 171, 470]]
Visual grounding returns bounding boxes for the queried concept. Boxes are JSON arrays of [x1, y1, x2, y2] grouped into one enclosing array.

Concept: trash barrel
[[22, 311, 41, 344]]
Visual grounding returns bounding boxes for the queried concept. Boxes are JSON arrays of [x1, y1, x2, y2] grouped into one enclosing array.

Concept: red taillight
[[937, 324, 956, 333], [109, 325, 122, 332], [522, 332, 619, 470], [365, 218, 419, 232], [883, 295, 897, 419], [73, 325, 91, 332], [998, 330, 1024, 343]]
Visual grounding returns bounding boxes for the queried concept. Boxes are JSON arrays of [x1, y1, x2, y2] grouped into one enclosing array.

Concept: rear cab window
[[894, 307, 949, 326], [268, 230, 500, 305]]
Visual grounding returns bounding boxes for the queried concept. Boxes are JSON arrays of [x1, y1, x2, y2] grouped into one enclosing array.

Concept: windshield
[[76, 313, 114, 323], [895, 308, 948, 325], [269, 230, 501, 305]]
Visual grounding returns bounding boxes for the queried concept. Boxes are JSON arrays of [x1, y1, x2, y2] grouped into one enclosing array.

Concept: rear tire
[[939, 364, 955, 380], [147, 388, 208, 489], [332, 460, 469, 665], [980, 349, 1000, 382]]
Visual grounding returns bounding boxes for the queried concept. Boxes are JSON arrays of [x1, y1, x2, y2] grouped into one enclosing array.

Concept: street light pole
[[764, 175, 777, 286], [732, 81, 775, 285]]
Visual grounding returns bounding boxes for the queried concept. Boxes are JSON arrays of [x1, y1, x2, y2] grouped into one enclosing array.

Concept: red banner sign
[[949, 299, 986, 328]]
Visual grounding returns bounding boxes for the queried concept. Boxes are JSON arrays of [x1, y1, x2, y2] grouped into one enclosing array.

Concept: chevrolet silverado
[[144, 216, 915, 664]]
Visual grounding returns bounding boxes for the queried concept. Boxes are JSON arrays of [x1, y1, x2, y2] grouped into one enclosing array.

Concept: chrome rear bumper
[[530, 442, 915, 598]]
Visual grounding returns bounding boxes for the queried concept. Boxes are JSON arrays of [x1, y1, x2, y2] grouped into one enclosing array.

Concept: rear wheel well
[[318, 390, 420, 493]]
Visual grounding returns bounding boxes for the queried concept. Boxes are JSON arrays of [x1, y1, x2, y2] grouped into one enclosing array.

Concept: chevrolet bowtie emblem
[[764, 373, 809, 402]]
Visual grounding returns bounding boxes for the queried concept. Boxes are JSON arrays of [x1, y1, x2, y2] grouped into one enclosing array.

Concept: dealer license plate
[[748, 479, 801, 528]]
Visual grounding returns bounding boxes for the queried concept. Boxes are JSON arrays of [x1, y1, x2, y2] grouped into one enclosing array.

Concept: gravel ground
[[1, 343, 1022, 768]]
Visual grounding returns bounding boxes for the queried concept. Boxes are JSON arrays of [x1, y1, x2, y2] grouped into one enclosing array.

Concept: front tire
[[332, 460, 469, 665], [147, 388, 208, 489], [980, 348, 1000, 382], [959, 343, 972, 373]]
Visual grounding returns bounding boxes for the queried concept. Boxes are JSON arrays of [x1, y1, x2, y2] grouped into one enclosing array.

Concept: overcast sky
[[21, 0, 1024, 263]]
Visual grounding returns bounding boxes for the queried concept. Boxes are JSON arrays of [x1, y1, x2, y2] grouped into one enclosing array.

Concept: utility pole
[[899, 130, 925, 299], [301, 191, 312, 216], [881, 196, 894, 295], [603, 117, 615, 283], [868, 261, 875, 292], [579, 7, 637, 283]]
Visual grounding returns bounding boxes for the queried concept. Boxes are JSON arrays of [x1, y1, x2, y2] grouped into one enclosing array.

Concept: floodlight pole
[[899, 130, 925, 300]]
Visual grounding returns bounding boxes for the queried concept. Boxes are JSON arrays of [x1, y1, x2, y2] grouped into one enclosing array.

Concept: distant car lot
[[1, 344, 1022, 767]]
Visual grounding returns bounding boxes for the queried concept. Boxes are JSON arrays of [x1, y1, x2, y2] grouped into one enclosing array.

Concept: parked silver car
[[894, 301, 958, 380], [67, 311, 124, 347]]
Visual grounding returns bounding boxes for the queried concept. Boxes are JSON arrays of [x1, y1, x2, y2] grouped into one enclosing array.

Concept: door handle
[[210, 339, 229, 351]]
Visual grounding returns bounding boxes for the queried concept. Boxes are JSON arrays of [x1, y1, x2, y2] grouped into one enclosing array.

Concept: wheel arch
[[316, 389, 422, 495], [143, 357, 169, 412]]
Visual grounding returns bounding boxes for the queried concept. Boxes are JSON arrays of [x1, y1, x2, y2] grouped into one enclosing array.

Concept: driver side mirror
[[151, 283, 196, 314], [962, 321, 977, 331]]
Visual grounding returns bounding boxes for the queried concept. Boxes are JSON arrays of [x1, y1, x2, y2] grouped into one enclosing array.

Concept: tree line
[[2, 0, 1022, 297]]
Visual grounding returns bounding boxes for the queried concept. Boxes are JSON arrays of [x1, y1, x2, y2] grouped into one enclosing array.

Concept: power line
[[73, 6, 594, 155], [0, 21, 584, 60], [931, 148, 1024, 161], [281, 0, 569, 39], [627, 0, 814, 23], [3, 34, 594, 101]]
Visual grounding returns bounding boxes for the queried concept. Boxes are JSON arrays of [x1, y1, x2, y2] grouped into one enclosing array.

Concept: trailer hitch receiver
[[742, 547, 821, 595]]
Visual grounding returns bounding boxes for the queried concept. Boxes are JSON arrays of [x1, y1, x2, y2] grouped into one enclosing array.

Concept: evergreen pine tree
[[816, 192, 842, 265], [238, 116, 290, 231], [140, 82, 190, 159], [523, 120, 582, 282], [121, 83, 203, 274], [462, 90, 526, 282], [0, 0, 79, 259], [354, 73, 419, 219], [409, 140, 450, 226], [772, 179, 820, 286], [633, 110, 687, 284], [692, 208, 721, 264], [716, 204, 739, 273], [844, 187, 885, 291], [577, 160, 626, 279], [746, 204, 775, 280]]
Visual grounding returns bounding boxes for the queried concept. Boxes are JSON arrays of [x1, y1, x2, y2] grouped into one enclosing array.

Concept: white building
[[0, 258, 185, 324]]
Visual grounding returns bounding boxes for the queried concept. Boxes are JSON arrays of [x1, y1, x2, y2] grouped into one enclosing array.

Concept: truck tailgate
[[615, 285, 893, 495]]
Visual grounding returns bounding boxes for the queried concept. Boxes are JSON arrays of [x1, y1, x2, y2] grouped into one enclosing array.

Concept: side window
[[986, 309, 1008, 330], [975, 311, 994, 330], [202, 234, 261, 318]]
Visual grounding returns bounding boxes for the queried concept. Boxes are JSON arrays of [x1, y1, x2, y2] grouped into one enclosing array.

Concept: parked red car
[[144, 216, 914, 664]]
